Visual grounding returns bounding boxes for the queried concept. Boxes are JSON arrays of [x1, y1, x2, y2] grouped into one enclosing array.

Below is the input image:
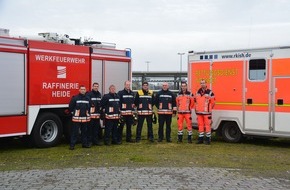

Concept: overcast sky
[[1, 0, 290, 71]]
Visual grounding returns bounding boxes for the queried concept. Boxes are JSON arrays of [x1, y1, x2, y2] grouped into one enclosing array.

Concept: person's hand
[[172, 110, 177, 117]]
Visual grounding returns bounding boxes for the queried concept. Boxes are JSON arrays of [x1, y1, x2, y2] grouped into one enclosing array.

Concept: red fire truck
[[0, 29, 132, 147]]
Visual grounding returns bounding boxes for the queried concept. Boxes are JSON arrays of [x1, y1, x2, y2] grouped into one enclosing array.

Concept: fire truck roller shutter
[[31, 112, 63, 148], [0, 52, 25, 116], [92, 60, 103, 94], [104, 61, 130, 93]]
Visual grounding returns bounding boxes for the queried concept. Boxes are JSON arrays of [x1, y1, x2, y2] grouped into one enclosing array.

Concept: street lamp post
[[178, 53, 185, 85], [146, 61, 150, 72]]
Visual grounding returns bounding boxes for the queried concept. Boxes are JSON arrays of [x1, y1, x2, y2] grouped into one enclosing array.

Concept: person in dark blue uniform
[[86, 82, 102, 146], [117, 81, 135, 143], [155, 82, 177, 142], [134, 81, 155, 143], [100, 84, 121, 145], [69, 85, 91, 150]]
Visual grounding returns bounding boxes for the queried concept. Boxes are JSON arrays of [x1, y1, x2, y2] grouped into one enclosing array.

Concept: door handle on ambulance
[[277, 99, 283, 105], [247, 99, 253, 105]]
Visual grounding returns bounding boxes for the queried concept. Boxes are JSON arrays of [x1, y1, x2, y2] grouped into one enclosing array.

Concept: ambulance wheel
[[221, 122, 243, 143], [31, 113, 63, 148]]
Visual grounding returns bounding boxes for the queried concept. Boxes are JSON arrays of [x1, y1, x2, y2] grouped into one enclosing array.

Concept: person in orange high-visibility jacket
[[176, 81, 195, 143], [195, 79, 215, 145]]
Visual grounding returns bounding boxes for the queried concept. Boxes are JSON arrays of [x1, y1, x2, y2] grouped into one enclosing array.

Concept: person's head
[[92, 82, 99, 92], [162, 82, 169, 91], [109, 84, 116, 94], [142, 81, 149, 91], [181, 81, 187, 92], [200, 79, 207, 89], [79, 85, 86, 95], [124, 81, 131, 90]]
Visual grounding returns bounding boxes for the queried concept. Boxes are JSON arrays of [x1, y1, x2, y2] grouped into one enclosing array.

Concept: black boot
[[196, 136, 204, 144], [177, 135, 183, 143], [187, 135, 192, 143], [205, 136, 211, 145]]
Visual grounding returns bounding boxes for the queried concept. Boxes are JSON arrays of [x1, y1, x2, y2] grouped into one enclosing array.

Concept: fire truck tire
[[31, 113, 63, 148], [221, 122, 243, 143]]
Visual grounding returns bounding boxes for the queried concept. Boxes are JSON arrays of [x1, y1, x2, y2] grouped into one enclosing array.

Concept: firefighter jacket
[[195, 87, 215, 115], [118, 88, 135, 116], [100, 92, 120, 119], [86, 90, 102, 119], [69, 93, 91, 122], [176, 90, 194, 114], [134, 89, 154, 115], [155, 89, 177, 114]]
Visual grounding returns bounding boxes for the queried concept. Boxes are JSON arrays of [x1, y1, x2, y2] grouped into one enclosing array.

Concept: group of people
[[68, 79, 215, 150]]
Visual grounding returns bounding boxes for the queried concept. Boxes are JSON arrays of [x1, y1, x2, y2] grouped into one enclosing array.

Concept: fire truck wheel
[[221, 122, 243, 143], [31, 113, 63, 148]]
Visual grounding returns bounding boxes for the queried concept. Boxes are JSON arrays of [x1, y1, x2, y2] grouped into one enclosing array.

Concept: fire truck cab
[[188, 46, 290, 142], [0, 29, 131, 147]]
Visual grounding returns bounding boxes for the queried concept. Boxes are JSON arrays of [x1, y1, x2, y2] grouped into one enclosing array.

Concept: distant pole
[[146, 61, 150, 72], [177, 53, 185, 83]]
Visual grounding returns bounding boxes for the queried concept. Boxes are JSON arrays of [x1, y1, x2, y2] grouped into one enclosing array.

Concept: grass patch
[[0, 117, 290, 179]]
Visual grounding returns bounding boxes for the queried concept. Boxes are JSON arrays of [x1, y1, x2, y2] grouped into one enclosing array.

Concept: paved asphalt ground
[[1, 167, 289, 190]]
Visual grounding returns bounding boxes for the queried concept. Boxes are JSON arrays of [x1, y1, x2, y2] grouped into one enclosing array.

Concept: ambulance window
[[249, 59, 266, 81]]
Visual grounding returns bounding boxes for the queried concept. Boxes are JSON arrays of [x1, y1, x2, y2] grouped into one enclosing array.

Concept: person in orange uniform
[[176, 81, 195, 143], [195, 79, 215, 145]]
